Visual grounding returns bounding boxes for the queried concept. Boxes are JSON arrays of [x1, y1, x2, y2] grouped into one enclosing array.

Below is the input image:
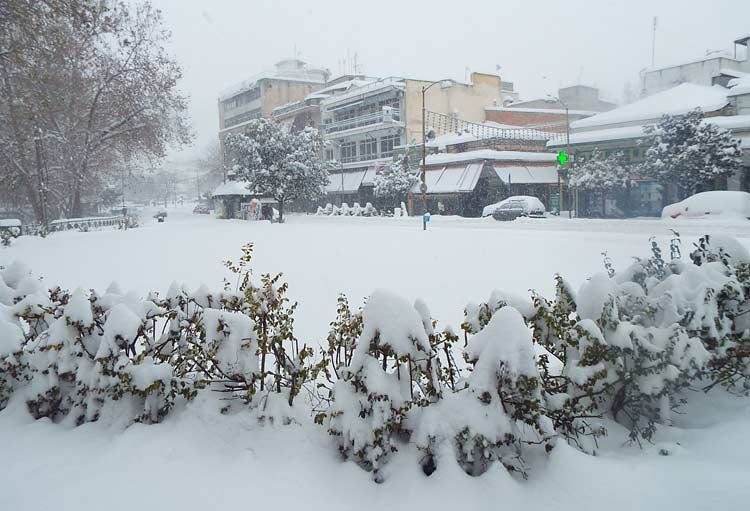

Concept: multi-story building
[[218, 59, 330, 139], [320, 72, 517, 205], [640, 36, 750, 96]]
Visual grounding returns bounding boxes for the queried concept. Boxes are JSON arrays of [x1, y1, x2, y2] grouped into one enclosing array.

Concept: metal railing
[[425, 110, 566, 147], [323, 108, 401, 134]]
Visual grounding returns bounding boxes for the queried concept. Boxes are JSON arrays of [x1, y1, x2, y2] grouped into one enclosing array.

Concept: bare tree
[[0, 0, 191, 222]]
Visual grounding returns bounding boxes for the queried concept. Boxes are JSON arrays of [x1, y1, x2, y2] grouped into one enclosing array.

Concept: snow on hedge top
[[353, 290, 430, 364], [64, 289, 94, 326], [661, 191, 750, 220], [97, 304, 143, 358], [466, 306, 538, 391], [0, 315, 24, 354], [571, 83, 729, 130], [425, 149, 557, 166]]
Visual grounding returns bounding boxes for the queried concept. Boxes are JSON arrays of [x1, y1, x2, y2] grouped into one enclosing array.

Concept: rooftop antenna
[[651, 16, 657, 67]]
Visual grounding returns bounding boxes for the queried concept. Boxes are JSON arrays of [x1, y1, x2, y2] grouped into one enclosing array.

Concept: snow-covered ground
[[3, 206, 750, 510]]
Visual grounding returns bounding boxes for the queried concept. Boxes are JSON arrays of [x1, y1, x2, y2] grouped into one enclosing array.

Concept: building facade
[[218, 59, 330, 139], [640, 36, 750, 96], [319, 72, 517, 205]]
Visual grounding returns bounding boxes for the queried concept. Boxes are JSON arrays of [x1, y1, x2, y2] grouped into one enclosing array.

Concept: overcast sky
[[152, 0, 750, 161]]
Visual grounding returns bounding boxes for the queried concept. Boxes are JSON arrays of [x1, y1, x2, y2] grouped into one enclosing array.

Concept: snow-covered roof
[[219, 60, 328, 101], [571, 83, 730, 130], [212, 181, 252, 197], [410, 163, 484, 194], [728, 75, 750, 97], [548, 114, 750, 148], [305, 79, 374, 101], [320, 78, 405, 108], [425, 149, 557, 166], [643, 52, 742, 74], [720, 68, 748, 79], [0, 219, 21, 227], [493, 166, 559, 184], [485, 106, 599, 116]]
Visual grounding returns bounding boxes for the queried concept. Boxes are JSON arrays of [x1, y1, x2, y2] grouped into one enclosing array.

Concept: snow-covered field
[[3, 206, 750, 510]]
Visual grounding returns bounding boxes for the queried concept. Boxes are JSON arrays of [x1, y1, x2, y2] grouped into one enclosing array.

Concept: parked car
[[193, 204, 210, 214], [662, 191, 750, 220], [492, 200, 529, 221], [483, 196, 546, 219], [153, 211, 168, 222]]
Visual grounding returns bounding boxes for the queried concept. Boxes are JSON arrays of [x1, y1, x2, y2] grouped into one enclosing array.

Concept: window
[[340, 141, 357, 163], [325, 148, 334, 161], [380, 134, 401, 158], [359, 138, 377, 160]]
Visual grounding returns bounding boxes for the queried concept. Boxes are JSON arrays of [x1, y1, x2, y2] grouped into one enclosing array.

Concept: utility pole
[[421, 79, 454, 231], [651, 17, 658, 67], [33, 127, 49, 230]]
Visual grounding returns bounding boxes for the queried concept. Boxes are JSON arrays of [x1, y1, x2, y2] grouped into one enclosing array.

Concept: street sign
[[556, 150, 569, 166]]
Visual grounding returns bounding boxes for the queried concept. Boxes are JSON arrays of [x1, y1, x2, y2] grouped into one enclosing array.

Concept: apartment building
[[320, 72, 516, 204], [218, 59, 330, 138]]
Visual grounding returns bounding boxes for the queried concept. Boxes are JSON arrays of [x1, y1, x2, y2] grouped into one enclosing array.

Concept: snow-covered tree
[[0, 0, 191, 221], [225, 119, 330, 223], [569, 149, 633, 191], [373, 154, 418, 207], [642, 108, 743, 199]]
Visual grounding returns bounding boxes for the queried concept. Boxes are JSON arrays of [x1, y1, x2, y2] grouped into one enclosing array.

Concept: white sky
[[152, 0, 750, 160]]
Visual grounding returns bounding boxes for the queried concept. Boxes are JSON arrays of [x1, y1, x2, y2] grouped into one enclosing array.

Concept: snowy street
[[3, 206, 749, 343]]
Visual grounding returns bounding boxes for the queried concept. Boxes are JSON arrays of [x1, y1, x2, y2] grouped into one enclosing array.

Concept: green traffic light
[[557, 150, 568, 166]]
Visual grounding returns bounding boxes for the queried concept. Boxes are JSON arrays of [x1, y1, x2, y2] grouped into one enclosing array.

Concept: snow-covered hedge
[[3, 234, 750, 483], [0, 243, 317, 426], [316, 202, 378, 217]]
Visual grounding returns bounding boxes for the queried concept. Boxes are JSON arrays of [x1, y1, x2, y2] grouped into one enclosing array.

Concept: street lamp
[[547, 95, 572, 218], [421, 79, 453, 230]]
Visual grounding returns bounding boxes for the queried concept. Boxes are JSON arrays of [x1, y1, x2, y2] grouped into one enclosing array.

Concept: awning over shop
[[212, 181, 252, 197], [326, 169, 367, 194], [410, 163, 484, 194], [493, 166, 558, 184]]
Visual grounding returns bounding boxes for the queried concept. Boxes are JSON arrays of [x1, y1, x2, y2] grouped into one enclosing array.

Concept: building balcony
[[322, 108, 402, 136]]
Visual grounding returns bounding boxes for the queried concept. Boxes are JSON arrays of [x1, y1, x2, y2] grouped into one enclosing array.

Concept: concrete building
[[271, 75, 373, 133], [548, 81, 750, 217], [485, 85, 616, 131], [320, 72, 516, 205], [640, 36, 750, 96], [218, 59, 330, 138]]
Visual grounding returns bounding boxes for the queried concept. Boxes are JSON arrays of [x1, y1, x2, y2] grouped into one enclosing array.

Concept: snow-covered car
[[193, 204, 210, 214], [482, 196, 546, 218], [661, 191, 750, 220]]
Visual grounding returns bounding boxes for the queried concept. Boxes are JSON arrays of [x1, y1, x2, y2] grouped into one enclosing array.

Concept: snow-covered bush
[[363, 202, 377, 217], [327, 290, 436, 482]]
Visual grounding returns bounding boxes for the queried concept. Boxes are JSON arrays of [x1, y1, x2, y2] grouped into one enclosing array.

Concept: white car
[[482, 196, 546, 218], [662, 191, 750, 220]]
